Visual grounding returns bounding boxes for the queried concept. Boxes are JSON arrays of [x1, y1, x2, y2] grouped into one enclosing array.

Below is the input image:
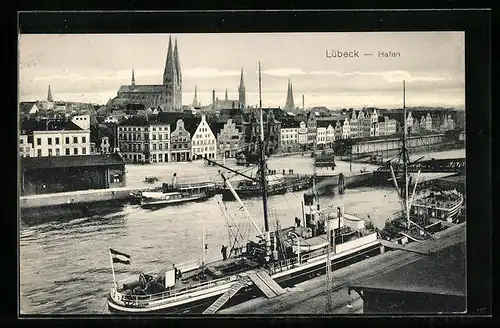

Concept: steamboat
[[107, 63, 381, 314], [131, 173, 219, 209]]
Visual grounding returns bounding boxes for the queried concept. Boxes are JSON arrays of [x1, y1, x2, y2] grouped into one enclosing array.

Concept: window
[[37, 149, 42, 157], [82, 136, 86, 143], [153, 134, 156, 140], [159, 144, 163, 150], [82, 148, 87, 155], [73, 137, 78, 144], [153, 144, 157, 151], [55, 137, 60, 145], [56, 148, 60, 156], [20, 139, 24, 144], [173, 144, 177, 150], [19, 147, 23, 152], [184, 144, 187, 148], [65, 148, 70, 155], [48, 149, 53, 156], [74, 148, 78, 155], [37, 138, 41, 146]]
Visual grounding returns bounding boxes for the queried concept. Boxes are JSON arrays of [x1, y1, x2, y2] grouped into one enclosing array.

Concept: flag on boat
[[109, 248, 131, 265]]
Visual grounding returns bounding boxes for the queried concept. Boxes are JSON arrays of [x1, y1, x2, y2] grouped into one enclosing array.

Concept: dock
[[219, 223, 465, 314]]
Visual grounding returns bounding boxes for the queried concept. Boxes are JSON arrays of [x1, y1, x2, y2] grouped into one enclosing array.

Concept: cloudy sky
[[19, 32, 465, 109]]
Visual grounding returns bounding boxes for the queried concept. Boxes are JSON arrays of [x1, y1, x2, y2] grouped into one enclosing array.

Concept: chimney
[[212, 90, 216, 110], [302, 95, 305, 111]]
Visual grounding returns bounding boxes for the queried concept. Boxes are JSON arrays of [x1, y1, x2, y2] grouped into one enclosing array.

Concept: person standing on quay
[[221, 245, 228, 261]]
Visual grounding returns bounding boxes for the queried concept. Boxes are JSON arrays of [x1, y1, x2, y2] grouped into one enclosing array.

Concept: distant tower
[[225, 89, 228, 101], [284, 80, 295, 112], [163, 35, 182, 111], [131, 69, 136, 86], [238, 68, 246, 110], [302, 94, 305, 112], [47, 85, 53, 102], [192, 85, 198, 107], [173, 38, 182, 110]]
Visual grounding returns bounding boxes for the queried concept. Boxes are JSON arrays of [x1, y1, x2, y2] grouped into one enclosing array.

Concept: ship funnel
[[172, 173, 178, 187], [337, 206, 342, 219]]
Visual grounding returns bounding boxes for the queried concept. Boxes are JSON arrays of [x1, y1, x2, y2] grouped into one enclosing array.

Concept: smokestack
[[302, 95, 305, 111], [212, 90, 216, 110]]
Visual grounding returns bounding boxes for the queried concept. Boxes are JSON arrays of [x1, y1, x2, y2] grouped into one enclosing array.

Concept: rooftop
[[117, 84, 165, 93], [21, 153, 125, 170], [349, 242, 465, 297]]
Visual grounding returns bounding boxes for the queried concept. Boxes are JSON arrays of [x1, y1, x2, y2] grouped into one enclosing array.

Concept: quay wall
[[19, 187, 144, 209]]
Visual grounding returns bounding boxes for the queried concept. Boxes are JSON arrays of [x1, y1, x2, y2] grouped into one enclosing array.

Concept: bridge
[[377, 157, 465, 174]]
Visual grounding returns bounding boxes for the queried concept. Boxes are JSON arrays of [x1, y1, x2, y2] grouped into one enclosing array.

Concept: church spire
[[192, 85, 198, 107], [284, 79, 295, 112], [131, 69, 135, 86], [47, 85, 53, 102], [174, 38, 181, 84], [238, 68, 246, 110], [163, 35, 175, 85]]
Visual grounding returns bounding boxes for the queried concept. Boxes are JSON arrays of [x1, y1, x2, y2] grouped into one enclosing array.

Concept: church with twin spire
[[107, 35, 183, 111]]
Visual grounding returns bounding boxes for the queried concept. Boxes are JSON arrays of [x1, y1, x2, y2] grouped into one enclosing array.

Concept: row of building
[[19, 105, 460, 163]]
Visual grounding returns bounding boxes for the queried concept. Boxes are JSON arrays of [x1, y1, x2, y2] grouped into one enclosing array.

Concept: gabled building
[[214, 118, 245, 158], [19, 102, 40, 116], [298, 121, 308, 148], [169, 119, 192, 162], [243, 110, 282, 155], [187, 114, 217, 160], [306, 112, 317, 146]]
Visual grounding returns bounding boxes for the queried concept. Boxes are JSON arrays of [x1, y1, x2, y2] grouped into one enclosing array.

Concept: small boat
[[140, 191, 211, 209]]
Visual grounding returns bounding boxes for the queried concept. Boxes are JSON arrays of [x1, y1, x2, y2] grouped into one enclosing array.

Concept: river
[[19, 148, 465, 314]]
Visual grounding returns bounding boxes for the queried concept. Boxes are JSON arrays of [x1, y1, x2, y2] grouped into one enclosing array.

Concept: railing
[[114, 274, 237, 307]]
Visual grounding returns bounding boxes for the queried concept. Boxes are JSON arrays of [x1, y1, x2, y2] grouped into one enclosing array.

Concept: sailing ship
[[107, 63, 381, 314], [379, 81, 463, 243]]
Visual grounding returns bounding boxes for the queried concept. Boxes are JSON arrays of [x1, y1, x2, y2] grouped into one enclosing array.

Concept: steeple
[[284, 79, 295, 112], [192, 85, 198, 107], [174, 39, 182, 85], [131, 69, 135, 86], [47, 85, 53, 102], [163, 35, 176, 85], [238, 68, 246, 110], [225, 89, 228, 101], [173, 38, 182, 111]]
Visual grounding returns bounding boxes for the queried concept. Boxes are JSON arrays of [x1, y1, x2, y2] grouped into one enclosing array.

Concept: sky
[[18, 32, 465, 109]]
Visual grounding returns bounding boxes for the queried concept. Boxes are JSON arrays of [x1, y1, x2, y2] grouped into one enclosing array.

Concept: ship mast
[[258, 62, 272, 262], [402, 80, 410, 228]]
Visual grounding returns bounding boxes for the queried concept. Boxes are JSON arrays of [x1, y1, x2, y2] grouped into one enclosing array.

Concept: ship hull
[[107, 236, 381, 314], [140, 194, 214, 209]]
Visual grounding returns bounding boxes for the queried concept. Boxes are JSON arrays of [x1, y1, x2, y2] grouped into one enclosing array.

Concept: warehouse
[[20, 154, 126, 196]]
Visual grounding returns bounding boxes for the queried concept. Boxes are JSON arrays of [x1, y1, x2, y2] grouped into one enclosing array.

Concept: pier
[[219, 223, 465, 314]]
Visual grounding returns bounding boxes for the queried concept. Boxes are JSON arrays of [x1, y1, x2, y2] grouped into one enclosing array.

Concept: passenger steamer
[[107, 63, 381, 314]]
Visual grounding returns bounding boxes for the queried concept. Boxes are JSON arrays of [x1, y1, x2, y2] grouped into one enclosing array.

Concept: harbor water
[[19, 149, 465, 314]]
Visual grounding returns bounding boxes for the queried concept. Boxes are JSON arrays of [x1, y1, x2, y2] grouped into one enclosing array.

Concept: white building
[[19, 135, 34, 157], [316, 126, 327, 147], [32, 121, 91, 157], [326, 124, 336, 144], [190, 114, 217, 160], [118, 116, 171, 163], [71, 114, 91, 130], [280, 120, 300, 152], [298, 121, 308, 146]]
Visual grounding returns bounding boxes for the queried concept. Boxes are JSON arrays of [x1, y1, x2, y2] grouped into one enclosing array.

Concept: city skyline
[[19, 32, 465, 109]]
